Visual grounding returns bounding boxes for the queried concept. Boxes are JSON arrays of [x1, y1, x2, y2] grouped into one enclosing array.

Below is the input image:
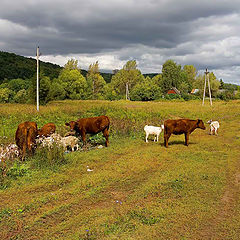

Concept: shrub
[[30, 143, 66, 169]]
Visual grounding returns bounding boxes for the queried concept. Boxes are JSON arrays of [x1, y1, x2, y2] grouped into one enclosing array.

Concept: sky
[[0, 0, 240, 84]]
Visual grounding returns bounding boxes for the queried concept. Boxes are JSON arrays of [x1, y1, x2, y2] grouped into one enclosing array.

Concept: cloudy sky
[[1, 0, 240, 84]]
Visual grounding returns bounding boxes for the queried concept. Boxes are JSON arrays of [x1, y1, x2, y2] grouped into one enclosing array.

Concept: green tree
[[183, 65, 197, 90], [13, 89, 28, 103], [8, 78, 29, 93], [152, 74, 163, 88], [39, 76, 51, 104], [111, 60, 144, 100], [130, 77, 162, 101], [162, 60, 182, 93], [47, 79, 66, 101], [87, 61, 106, 99], [64, 59, 79, 71], [58, 64, 87, 99], [0, 88, 13, 103]]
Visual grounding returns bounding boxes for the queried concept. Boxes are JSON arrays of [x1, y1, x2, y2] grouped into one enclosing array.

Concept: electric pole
[[36, 46, 40, 111], [202, 68, 212, 106]]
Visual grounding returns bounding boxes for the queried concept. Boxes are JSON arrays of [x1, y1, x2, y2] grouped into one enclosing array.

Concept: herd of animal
[[1, 114, 220, 162], [14, 115, 110, 161]]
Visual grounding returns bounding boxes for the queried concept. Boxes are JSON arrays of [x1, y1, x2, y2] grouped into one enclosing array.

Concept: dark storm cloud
[[0, 0, 240, 83]]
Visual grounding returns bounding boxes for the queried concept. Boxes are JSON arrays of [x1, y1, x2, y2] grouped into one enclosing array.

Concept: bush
[[30, 143, 66, 169], [165, 94, 182, 100], [130, 79, 162, 101], [13, 89, 28, 103], [217, 91, 234, 101]]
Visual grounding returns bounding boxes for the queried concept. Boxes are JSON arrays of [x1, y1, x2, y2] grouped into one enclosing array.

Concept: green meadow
[[0, 100, 240, 239]]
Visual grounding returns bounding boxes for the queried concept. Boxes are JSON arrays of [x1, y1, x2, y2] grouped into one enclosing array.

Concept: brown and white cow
[[38, 123, 56, 137], [15, 121, 38, 160], [65, 115, 110, 147], [164, 119, 206, 147]]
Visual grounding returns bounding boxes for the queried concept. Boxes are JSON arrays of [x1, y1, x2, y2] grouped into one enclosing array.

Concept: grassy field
[[0, 100, 240, 239]]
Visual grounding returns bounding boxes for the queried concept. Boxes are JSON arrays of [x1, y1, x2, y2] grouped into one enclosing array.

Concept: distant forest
[[0, 51, 239, 103]]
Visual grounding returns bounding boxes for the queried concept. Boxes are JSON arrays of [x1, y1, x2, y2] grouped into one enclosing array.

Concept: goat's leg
[[146, 133, 149, 143]]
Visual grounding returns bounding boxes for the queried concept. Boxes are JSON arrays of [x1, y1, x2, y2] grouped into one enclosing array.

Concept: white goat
[[144, 125, 164, 143], [207, 120, 220, 135], [61, 136, 79, 151]]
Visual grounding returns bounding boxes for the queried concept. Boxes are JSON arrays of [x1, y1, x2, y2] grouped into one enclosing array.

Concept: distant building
[[167, 87, 181, 95], [112, 69, 119, 74], [190, 89, 199, 94]]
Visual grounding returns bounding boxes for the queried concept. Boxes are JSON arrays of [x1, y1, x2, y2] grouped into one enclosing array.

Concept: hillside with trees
[[0, 51, 239, 103]]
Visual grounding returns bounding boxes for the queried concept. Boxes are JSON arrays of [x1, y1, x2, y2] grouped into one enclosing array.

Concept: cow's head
[[197, 119, 206, 130], [65, 121, 77, 132]]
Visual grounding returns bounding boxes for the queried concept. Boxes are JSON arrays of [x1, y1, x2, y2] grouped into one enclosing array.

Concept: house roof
[[191, 89, 199, 94]]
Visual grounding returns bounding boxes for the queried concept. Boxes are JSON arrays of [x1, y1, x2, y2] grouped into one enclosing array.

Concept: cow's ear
[[65, 122, 70, 126], [197, 119, 200, 125]]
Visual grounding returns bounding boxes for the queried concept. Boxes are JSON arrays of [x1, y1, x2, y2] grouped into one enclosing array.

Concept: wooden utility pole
[[126, 82, 130, 100], [202, 68, 212, 106], [36, 46, 40, 111]]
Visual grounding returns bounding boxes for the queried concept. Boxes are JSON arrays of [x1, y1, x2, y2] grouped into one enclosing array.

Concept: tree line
[[0, 55, 239, 103]]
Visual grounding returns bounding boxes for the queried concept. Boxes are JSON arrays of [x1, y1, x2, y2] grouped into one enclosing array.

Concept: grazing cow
[[207, 120, 220, 135], [164, 119, 206, 147], [144, 125, 164, 143], [38, 123, 56, 137], [65, 115, 110, 147], [15, 121, 38, 160]]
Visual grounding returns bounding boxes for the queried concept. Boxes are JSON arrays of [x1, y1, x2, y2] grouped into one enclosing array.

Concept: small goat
[[144, 125, 164, 143], [207, 120, 220, 135], [61, 136, 79, 151]]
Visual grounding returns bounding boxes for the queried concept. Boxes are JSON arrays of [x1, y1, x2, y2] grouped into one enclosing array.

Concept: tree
[[47, 79, 66, 101], [13, 89, 28, 103], [58, 66, 87, 99], [0, 88, 13, 103], [130, 77, 162, 101], [110, 60, 144, 99], [183, 65, 197, 90], [8, 78, 29, 93], [87, 61, 106, 99], [152, 74, 163, 88], [162, 60, 182, 93], [39, 76, 51, 104], [64, 59, 79, 71]]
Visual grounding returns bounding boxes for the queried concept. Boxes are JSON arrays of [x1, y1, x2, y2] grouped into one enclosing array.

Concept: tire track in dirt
[[197, 170, 240, 239]]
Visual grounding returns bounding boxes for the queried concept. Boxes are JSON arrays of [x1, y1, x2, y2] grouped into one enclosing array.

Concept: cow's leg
[[103, 128, 109, 147], [164, 133, 171, 148], [185, 133, 190, 146], [81, 131, 86, 146], [156, 134, 159, 142]]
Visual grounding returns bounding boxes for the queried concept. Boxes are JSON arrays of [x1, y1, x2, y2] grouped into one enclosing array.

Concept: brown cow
[[15, 121, 38, 160], [65, 115, 110, 147], [38, 123, 56, 137], [164, 119, 206, 147]]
